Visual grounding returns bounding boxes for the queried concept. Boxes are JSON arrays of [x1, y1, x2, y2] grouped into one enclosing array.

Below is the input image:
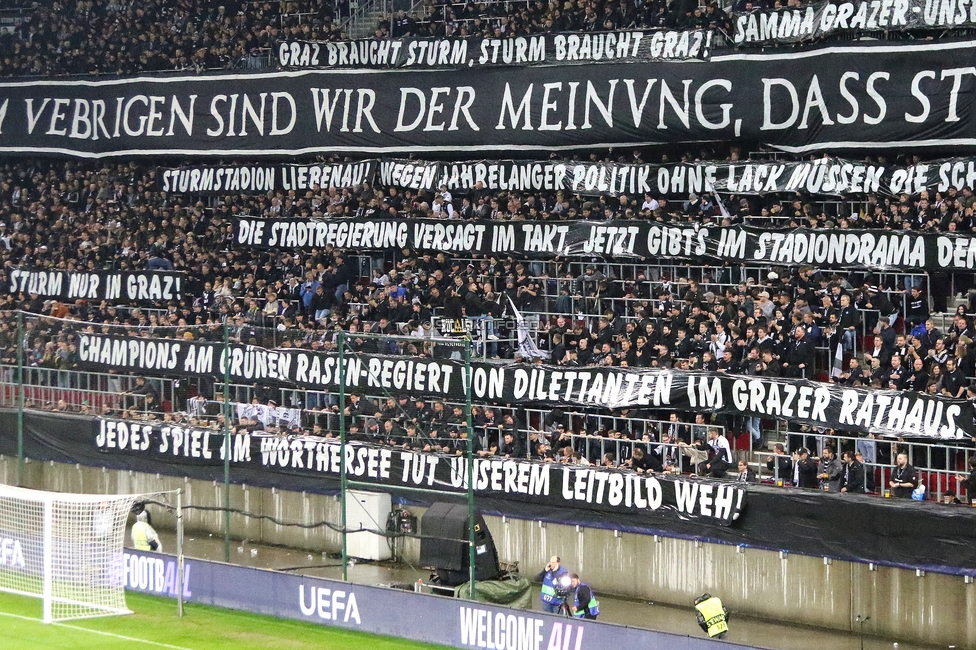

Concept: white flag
[[830, 339, 844, 379], [711, 189, 732, 219], [507, 296, 549, 360]]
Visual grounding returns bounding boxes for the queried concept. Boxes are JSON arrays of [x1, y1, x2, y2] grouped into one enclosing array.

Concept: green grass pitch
[[0, 590, 452, 650]]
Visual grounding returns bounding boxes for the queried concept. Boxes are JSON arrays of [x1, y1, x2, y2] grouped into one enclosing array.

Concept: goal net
[[0, 484, 166, 623]]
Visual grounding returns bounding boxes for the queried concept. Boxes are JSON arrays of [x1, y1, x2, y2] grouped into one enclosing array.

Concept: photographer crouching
[[567, 574, 600, 620]]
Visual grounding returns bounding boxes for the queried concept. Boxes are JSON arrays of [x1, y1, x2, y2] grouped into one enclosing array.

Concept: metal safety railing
[[234, 49, 276, 70], [0, 365, 181, 415], [755, 431, 975, 502], [539, 423, 746, 467], [156, 393, 749, 478], [342, 0, 393, 39], [5, 358, 969, 506], [152, 386, 745, 465]]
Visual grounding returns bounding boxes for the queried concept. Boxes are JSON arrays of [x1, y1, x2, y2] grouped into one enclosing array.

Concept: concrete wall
[[485, 513, 976, 648], [3, 456, 972, 648], [0, 456, 420, 560]]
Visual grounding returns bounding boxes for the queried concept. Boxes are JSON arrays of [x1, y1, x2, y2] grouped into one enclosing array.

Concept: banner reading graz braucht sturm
[[4, 268, 185, 303], [89, 418, 746, 526], [276, 29, 713, 69], [733, 0, 976, 46], [73, 332, 973, 438], [233, 217, 976, 272], [2, 39, 976, 157]]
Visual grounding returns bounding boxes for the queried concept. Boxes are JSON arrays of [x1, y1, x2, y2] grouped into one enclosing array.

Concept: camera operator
[[536, 555, 569, 614], [568, 573, 600, 620]]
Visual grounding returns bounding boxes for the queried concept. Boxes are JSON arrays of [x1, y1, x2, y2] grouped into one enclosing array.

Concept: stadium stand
[[379, 0, 731, 38], [0, 0, 341, 77], [0, 0, 973, 512], [0, 151, 974, 502]]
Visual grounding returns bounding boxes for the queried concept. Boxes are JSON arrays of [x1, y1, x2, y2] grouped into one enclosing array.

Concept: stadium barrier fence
[[120, 548, 760, 650]]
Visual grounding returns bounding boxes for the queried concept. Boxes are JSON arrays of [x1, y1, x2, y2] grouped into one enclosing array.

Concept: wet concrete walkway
[[155, 531, 952, 650]]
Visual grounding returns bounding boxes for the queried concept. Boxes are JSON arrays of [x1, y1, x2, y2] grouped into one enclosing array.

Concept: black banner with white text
[[87, 417, 745, 526], [379, 157, 976, 197], [733, 0, 976, 46], [2, 39, 976, 156], [4, 269, 185, 303], [233, 216, 976, 272], [158, 161, 377, 194], [72, 332, 974, 438], [7, 410, 976, 571], [276, 30, 713, 70], [160, 156, 976, 198]]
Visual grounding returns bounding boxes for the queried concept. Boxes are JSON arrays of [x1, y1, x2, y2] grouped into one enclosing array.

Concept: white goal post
[[0, 484, 181, 623]]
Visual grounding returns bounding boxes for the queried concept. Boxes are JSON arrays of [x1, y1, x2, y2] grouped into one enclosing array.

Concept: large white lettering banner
[[734, 0, 976, 45], [1, 40, 975, 156]]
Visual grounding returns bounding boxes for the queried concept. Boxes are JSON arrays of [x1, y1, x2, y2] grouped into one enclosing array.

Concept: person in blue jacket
[[535, 555, 569, 614], [569, 574, 599, 619]]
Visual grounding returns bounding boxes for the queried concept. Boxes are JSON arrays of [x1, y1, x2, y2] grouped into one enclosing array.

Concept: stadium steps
[[347, 9, 387, 38], [343, 0, 407, 39]]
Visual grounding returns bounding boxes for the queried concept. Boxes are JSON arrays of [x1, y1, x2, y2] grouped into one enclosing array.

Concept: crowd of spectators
[[1, 151, 974, 500], [3, 0, 972, 83], [380, 0, 731, 39], [2, 154, 976, 388], [0, 0, 972, 576], [0, 0, 342, 78], [1, 154, 975, 372], [381, 0, 976, 41], [21, 357, 974, 502]]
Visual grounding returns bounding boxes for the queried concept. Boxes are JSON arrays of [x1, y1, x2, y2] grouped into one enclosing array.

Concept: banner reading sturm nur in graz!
[[1, 39, 976, 156], [233, 217, 976, 273], [73, 332, 973, 438], [4, 268, 185, 303]]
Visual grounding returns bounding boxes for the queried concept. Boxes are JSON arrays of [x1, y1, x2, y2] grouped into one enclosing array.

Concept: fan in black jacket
[[960, 457, 976, 502], [735, 460, 758, 483], [839, 451, 866, 493], [766, 443, 793, 483], [782, 327, 815, 378], [628, 447, 663, 474], [792, 448, 820, 488]]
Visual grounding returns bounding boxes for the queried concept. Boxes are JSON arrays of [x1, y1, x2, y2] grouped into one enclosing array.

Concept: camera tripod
[[556, 596, 575, 618]]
